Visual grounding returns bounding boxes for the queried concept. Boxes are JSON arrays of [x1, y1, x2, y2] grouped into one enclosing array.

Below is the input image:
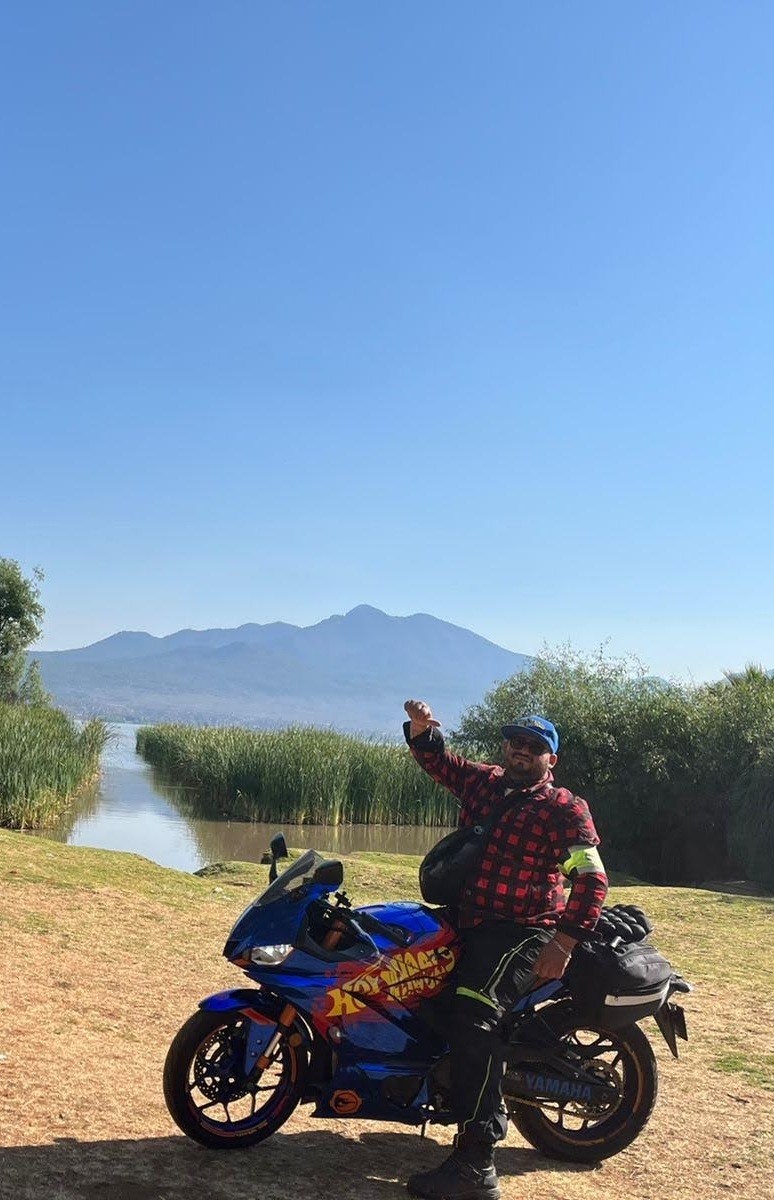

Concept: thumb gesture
[[404, 700, 441, 736]]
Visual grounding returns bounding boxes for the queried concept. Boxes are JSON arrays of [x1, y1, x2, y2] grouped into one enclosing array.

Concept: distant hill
[[34, 606, 531, 734]]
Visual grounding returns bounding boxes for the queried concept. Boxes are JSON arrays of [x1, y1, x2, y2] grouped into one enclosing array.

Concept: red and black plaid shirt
[[406, 725, 608, 936]]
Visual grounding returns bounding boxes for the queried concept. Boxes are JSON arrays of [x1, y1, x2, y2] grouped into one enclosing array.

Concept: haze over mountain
[[35, 606, 531, 734]]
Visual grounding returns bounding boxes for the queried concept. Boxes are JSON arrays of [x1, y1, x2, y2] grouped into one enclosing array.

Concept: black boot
[[406, 1148, 500, 1200]]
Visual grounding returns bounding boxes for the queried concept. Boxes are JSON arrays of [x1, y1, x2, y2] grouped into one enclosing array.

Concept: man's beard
[[504, 759, 547, 785]]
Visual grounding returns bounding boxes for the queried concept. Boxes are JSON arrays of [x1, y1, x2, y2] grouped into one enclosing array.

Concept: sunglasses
[[506, 735, 550, 756]]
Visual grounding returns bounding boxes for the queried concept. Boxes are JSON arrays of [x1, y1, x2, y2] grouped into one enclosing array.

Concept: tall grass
[[136, 724, 458, 826], [0, 704, 109, 829]]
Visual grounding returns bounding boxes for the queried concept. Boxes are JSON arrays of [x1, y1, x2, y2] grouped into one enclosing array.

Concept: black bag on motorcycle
[[418, 824, 492, 905], [565, 937, 674, 1029], [418, 793, 524, 906]]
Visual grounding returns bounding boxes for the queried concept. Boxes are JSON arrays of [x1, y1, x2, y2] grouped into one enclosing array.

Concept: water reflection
[[28, 723, 453, 873]]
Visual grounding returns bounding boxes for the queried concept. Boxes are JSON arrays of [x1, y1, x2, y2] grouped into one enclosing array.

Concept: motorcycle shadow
[[0, 1127, 599, 1200]]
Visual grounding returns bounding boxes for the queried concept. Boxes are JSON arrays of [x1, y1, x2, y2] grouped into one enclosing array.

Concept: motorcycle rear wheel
[[505, 1007, 658, 1163], [163, 1008, 308, 1149]]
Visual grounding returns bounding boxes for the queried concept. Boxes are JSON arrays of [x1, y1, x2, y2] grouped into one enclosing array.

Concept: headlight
[[249, 944, 294, 965]]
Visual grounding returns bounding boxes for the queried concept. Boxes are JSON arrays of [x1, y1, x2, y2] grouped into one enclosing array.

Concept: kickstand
[[420, 1121, 427, 1139]]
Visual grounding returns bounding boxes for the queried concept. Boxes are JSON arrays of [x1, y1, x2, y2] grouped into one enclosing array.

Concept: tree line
[[0, 558, 49, 705], [0, 558, 106, 829]]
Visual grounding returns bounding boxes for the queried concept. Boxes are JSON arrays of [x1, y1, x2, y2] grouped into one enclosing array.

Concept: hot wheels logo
[[325, 944, 458, 1017]]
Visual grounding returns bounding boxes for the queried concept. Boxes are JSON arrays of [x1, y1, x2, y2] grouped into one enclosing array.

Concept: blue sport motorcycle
[[163, 835, 690, 1163]]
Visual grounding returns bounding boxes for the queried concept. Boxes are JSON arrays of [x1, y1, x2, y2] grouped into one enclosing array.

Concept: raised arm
[[403, 699, 494, 806]]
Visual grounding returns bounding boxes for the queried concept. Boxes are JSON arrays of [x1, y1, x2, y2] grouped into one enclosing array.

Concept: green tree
[[0, 559, 46, 703], [699, 664, 774, 890], [728, 746, 774, 892]]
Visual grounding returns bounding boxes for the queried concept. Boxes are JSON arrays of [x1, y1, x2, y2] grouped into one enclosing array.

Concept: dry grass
[[0, 830, 772, 1200]]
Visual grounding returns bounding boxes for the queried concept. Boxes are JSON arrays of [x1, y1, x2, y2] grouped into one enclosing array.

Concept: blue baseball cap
[[501, 715, 559, 754]]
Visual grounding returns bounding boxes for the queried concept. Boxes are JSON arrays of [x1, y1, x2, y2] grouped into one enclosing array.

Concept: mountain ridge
[[34, 606, 531, 734]]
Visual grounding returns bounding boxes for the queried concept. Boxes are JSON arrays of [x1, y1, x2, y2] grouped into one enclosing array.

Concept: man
[[403, 700, 608, 1200]]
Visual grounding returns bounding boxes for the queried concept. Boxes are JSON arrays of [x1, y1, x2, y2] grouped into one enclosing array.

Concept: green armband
[[560, 844, 605, 877]]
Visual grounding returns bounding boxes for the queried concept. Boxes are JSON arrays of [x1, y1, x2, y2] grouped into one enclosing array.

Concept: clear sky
[[2, 2, 772, 682]]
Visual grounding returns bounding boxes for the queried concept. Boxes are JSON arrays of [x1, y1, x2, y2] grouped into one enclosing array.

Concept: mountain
[[34, 606, 531, 734]]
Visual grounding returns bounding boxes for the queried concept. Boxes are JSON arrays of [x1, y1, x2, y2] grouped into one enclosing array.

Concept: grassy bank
[[137, 723, 458, 825], [0, 703, 108, 829], [0, 828, 772, 1200]]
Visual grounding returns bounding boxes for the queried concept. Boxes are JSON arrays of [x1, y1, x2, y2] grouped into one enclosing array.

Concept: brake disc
[[193, 1029, 250, 1103]]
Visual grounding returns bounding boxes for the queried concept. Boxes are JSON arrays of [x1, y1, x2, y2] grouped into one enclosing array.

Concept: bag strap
[[477, 782, 558, 836]]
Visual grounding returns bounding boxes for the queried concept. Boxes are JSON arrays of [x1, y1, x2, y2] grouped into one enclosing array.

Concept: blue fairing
[[224, 881, 335, 961], [354, 901, 446, 945]]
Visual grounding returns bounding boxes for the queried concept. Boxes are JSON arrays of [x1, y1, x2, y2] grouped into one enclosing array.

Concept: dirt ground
[[0, 835, 772, 1200]]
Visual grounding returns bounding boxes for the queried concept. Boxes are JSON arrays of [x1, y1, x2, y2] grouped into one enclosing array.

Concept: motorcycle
[[163, 834, 691, 1163]]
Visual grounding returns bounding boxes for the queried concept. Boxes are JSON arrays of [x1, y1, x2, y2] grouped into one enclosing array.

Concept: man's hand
[[404, 699, 441, 740], [532, 932, 577, 982]]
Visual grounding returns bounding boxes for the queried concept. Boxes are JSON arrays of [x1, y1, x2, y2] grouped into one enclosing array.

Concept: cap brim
[[501, 725, 553, 751]]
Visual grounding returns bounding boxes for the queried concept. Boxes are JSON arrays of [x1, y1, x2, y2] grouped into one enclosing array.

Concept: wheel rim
[[511, 1026, 644, 1145], [185, 1016, 297, 1138]]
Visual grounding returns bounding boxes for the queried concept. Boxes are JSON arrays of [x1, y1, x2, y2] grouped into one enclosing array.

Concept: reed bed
[[0, 704, 109, 829], [136, 724, 458, 826]]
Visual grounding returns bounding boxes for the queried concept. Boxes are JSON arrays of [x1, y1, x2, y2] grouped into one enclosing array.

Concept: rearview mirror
[[268, 832, 289, 882], [312, 859, 344, 888], [270, 833, 289, 860]]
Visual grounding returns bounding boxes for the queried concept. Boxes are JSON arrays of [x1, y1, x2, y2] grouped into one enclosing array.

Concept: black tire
[[505, 1007, 658, 1163], [163, 1008, 308, 1149]]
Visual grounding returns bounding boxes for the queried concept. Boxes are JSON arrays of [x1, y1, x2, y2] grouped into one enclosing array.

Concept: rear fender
[[653, 998, 689, 1059]]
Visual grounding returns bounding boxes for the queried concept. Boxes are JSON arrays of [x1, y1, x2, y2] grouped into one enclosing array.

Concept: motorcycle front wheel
[[163, 1008, 308, 1149], [505, 1007, 658, 1163]]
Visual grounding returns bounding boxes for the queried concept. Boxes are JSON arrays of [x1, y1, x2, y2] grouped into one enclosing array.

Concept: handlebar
[[352, 909, 413, 948]]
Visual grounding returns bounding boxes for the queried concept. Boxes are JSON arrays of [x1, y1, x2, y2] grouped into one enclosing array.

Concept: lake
[[27, 723, 453, 872]]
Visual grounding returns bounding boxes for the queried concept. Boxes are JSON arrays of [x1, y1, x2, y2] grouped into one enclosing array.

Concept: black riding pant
[[449, 922, 553, 1150]]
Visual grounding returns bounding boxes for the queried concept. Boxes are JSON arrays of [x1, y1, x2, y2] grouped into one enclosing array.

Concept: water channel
[[28, 724, 453, 873]]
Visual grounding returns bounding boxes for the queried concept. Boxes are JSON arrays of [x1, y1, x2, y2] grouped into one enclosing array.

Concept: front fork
[[198, 988, 303, 1076], [240, 1002, 300, 1072]]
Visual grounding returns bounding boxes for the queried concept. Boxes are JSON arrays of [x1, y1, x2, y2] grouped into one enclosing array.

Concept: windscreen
[[254, 848, 330, 907]]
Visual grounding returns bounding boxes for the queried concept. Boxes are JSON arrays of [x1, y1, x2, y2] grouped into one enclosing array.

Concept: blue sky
[[2, 1, 773, 682]]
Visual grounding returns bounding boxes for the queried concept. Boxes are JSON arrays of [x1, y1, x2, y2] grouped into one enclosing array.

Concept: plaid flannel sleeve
[[551, 793, 609, 938], [403, 722, 491, 809]]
